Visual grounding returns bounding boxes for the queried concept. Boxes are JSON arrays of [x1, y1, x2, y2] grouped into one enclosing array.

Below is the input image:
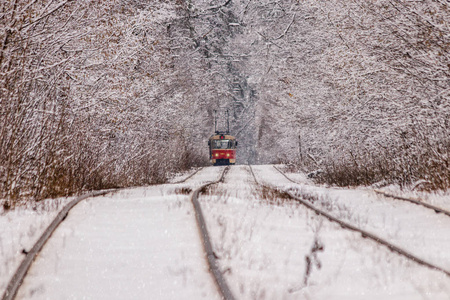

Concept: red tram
[[208, 133, 237, 166]]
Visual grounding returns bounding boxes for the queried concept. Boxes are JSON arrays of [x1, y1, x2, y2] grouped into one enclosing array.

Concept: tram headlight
[[215, 153, 219, 157], [226, 153, 230, 157]]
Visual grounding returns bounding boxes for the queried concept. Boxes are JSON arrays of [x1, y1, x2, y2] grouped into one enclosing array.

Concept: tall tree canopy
[[1, 0, 449, 201]]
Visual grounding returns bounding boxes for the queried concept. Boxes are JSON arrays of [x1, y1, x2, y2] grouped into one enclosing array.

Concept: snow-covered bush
[[0, 0, 206, 202]]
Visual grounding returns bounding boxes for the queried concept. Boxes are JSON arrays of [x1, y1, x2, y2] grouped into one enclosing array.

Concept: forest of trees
[[1, 0, 449, 203]]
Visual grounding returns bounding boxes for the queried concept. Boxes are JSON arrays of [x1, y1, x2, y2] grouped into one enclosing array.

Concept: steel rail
[[2, 189, 116, 300], [273, 165, 450, 219], [374, 190, 450, 217], [190, 166, 235, 300], [173, 167, 204, 184], [273, 165, 299, 184], [2, 166, 214, 300], [250, 165, 450, 278]]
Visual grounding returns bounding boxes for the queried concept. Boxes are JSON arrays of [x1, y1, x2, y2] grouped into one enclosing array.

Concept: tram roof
[[209, 134, 236, 140]]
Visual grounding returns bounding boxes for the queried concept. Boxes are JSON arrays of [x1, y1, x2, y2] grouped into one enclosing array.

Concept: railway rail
[[4, 165, 448, 299], [1, 167, 213, 300], [251, 165, 450, 278], [173, 167, 204, 184], [274, 166, 450, 219], [374, 189, 450, 217], [2, 190, 115, 300], [190, 166, 235, 300]]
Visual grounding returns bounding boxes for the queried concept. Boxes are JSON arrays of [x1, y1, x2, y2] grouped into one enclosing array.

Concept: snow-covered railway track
[[5, 165, 449, 299], [173, 167, 204, 184], [1, 167, 214, 300], [1, 190, 116, 300], [374, 189, 450, 217], [275, 165, 450, 219], [250, 165, 450, 278], [190, 166, 235, 300]]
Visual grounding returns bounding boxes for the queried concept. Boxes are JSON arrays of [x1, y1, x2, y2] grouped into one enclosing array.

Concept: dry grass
[[302, 127, 450, 191], [174, 187, 193, 195], [1, 142, 205, 207], [256, 185, 293, 205], [315, 147, 450, 190]]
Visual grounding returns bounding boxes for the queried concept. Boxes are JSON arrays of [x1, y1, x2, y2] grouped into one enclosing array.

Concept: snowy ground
[[202, 165, 450, 299], [2, 167, 224, 300], [0, 197, 73, 295], [256, 165, 450, 271], [1, 165, 450, 299]]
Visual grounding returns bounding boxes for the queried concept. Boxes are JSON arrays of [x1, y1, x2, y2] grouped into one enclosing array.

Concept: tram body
[[208, 133, 237, 166]]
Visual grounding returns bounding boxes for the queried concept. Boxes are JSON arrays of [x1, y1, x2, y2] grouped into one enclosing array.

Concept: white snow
[[253, 165, 450, 271], [12, 167, 225, 300], [2, 165, 450, 299], [201, 165, 450, 299], [0, 197, 72, 294], [16, 190, 219, 299]]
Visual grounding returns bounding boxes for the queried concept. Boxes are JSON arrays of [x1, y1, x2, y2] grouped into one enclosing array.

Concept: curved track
[[5, 165, 448, 299], [2, 167, 208, 300], [374, 189, 450, 217], [190, 166, 235, 300], [273, 165, 450, 220], [250, 165, 450, 278], [173, 167, 204, 184], [1, 190, 115, 300]]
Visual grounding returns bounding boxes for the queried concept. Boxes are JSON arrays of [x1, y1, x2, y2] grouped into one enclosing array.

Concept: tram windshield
[[213, 139, 234, 149]]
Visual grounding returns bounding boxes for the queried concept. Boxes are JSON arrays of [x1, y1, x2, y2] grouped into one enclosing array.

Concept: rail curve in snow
[[2, 167, 206, 300], [190, 166, 235, 300], [250, 165, 450, 278]]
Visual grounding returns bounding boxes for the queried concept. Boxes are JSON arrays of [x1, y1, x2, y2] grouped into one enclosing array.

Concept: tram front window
[[214, 140, 231, 149]]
